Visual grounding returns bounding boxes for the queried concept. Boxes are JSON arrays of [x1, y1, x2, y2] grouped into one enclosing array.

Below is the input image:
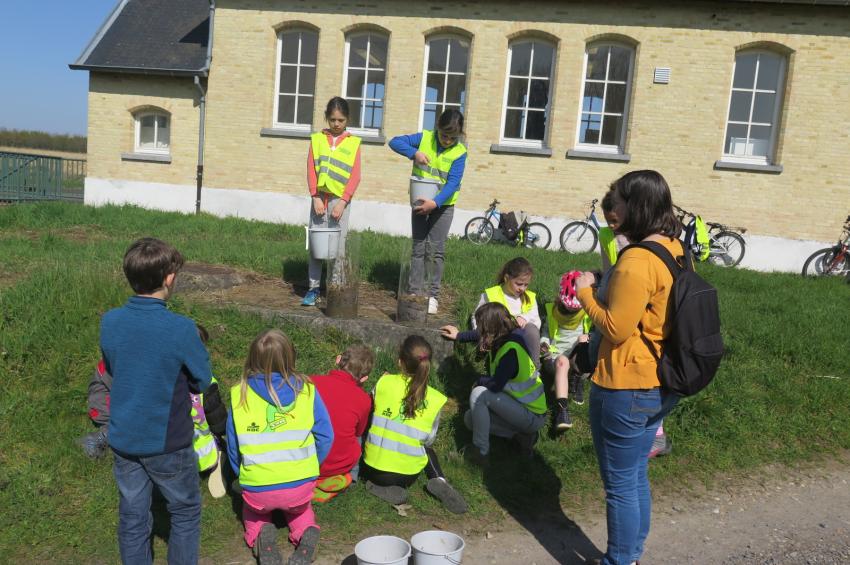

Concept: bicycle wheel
[[464, 216, 494, 245], [706, 231, 745, 267], [559, 221, 598, 253], [522, 222, 552, 249], [802, 247, 850, 277]]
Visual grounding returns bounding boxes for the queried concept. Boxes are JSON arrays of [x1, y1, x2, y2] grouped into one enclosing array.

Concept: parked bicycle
[[801, 215, 850, 278], [464, 199, 552, 249], [559, 198, 602, 253], [675, 204, 747, 267]]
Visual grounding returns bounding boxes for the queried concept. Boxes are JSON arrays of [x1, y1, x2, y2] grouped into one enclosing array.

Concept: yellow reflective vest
[[544, 303, 591, 355], [484, 285, 536, 315], [694, 216, 711, 261], [311, 132, 361, 198], [191, 376, 220, 472], [412, 130, 467, 206], [489, 341, 547, 415], [230, 381, 319, 487], [363, 373, 447, 475], [598, 227, 619, 267]]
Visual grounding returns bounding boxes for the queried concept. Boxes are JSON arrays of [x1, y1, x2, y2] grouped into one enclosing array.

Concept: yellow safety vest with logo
[[489, 341, 547, 415], [191, 376, 220, 472], [311, 132, 361, 198], [598, 227, 619, 267], [230, 381, 319, 487], [544, 303, 592, 355], [363, 373, 447, 475], [484, 285, 537, 315], [411, 130, 467, 206]]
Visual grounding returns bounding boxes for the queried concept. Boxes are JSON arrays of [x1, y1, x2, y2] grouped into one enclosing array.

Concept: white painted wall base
[[85, 177, 830, 274]]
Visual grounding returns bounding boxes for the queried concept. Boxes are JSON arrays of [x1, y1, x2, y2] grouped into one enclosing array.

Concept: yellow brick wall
[[90, 1, 850, 241], [87, 74, 199, 185]]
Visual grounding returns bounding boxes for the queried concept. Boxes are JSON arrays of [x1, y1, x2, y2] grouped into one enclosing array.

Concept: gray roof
[[70, 0, 210, 76]]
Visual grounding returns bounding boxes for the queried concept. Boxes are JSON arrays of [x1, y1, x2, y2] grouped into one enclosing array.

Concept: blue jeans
[[113, 445, 201, 565], [589, 383, 678, 565]]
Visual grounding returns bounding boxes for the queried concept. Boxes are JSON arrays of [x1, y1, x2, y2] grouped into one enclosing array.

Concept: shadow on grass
[[483, 441, 602, 564], [366, 259, 402, 294], [282, 258, 308, 294]]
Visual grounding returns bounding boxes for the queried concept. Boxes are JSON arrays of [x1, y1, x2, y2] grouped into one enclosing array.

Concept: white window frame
[[342, 31, 389, 136], [573, 42, 635, 155], [418, 35, 470, 131], [721, 50, 786, 166], [134, 111, 170, 155], [272, 28, 318, 132], [498, 39, 556, 149]]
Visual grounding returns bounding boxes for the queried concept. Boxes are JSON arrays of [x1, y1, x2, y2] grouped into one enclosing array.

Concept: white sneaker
[[427, 297, 438, 315]]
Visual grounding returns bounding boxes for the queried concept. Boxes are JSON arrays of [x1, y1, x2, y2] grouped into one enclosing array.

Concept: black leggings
[[362, 447, 445, 488]]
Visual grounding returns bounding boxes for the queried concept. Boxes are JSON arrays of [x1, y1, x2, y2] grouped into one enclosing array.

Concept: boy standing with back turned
[[100, 238, 212, 565]]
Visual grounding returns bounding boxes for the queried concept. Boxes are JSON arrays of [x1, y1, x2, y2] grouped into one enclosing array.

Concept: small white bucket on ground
[[308, 226, 341, 260], [354, 535, 412, 565], [410, 175, 441, 207], [410, 530, 465, 565]]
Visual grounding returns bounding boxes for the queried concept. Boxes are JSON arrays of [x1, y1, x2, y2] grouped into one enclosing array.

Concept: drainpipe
[[194, 0, 215, 214]]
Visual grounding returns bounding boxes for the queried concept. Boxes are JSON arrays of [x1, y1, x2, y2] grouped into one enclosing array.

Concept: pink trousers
[[242, 481, 319, 547]]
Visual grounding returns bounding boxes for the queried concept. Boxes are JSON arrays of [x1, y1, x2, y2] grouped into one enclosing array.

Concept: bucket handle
[[304, 225, 309, 251]]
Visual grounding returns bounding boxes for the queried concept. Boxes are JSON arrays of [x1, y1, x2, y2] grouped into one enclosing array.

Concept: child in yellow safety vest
[[441, 303, 548, 465], [362, 335, 467, 514], [541, 271, 592, 432], [472, 257, 542, 363], [303, 96, 362, 307], [226, 329, 333, 565]]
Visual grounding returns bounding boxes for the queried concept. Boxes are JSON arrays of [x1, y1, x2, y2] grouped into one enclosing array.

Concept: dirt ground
[[201, 458, 850, 565], [177, 262, 459, 327]]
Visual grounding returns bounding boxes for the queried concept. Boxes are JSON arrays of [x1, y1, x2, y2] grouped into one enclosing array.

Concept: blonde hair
[[238, 329, 310, 409], [398, 335, 433, 419]]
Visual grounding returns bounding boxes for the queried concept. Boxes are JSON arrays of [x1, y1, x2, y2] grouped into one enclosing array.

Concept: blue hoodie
[[389, 132, 467, 207], [226, 373, 334, 492]]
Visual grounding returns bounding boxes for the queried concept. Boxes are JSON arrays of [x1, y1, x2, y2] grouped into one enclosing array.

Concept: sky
[[0, 1, 116, 135]]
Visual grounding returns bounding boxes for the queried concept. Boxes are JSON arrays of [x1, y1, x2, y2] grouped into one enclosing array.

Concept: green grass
[[0, 201, 848, 562]]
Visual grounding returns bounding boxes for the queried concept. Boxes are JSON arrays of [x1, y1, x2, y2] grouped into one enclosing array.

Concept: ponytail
[[398, 335, 433, 419]]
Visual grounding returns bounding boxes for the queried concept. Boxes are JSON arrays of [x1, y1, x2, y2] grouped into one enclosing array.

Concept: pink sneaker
[[648, 434, 672, 459]]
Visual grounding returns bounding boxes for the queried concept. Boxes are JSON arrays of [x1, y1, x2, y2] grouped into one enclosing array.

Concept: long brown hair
[[474, 302, 517, 353], [238, 329, 310, 410], [398, 335, 433, 419], [497, 257, 534, 306]]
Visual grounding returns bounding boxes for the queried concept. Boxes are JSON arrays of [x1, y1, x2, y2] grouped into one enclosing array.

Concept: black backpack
[[499, 211, 520, 241], [624, 241, 724, 396]]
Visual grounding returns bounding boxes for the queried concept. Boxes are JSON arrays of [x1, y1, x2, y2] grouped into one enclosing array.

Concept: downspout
[[194, 0, 215, 214]]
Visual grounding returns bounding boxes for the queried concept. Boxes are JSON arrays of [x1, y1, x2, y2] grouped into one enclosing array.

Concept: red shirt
[[311, 369, 372, 478]]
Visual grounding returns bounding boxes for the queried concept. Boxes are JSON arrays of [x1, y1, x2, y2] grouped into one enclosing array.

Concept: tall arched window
[[722, 50, 786, 164], [575, 43, 635, 154], [273, 28, 319, 130], [420, 36, 470, 130], [500, 38, 555, 146], [343, 31, 389, 133]]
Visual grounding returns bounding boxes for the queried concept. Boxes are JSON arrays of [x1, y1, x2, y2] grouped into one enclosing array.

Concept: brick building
[[72, 0, 850, 271]]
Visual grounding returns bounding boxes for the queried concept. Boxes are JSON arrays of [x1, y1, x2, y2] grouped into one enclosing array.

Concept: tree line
[[0, 128, 87, 154]]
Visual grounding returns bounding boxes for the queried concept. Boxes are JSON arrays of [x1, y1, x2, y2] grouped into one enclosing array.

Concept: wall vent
[[654, 67, 671, 84]]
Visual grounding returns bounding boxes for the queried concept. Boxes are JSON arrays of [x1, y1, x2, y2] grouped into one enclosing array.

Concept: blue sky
[[0, 1, 116, 135]]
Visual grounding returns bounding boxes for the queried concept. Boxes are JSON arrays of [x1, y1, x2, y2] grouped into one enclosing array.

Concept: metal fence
[[0, 151, 86, 202]]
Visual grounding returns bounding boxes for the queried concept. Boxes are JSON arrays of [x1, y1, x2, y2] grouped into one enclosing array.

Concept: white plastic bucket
[[308, 226, 341, 260], [409, 176, 441, 207], [354, 535, 412, 565], [411, 530, 465, 565]]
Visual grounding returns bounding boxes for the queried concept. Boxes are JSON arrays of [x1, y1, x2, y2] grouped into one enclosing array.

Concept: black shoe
[[253, 524, 284, 565], [570, 375, 585, 405], [555, 406, 573, 431], [513, 431, 539, 458], [426, 477, 468, 514], [288, 526, 320, 565], [462, 445, 490, 468], [365, 481, 408, 505]]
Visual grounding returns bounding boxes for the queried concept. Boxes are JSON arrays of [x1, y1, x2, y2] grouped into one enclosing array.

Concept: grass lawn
[[0, 202, 848, 562]]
